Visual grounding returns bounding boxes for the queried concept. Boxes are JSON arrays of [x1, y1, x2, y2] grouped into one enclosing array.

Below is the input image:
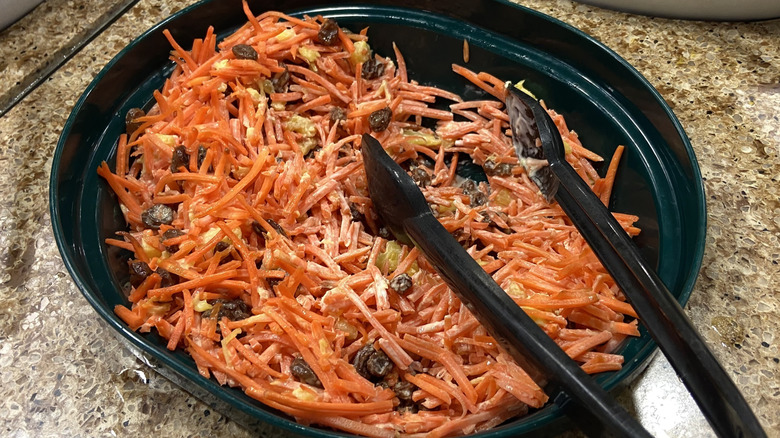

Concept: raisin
[[125, 108, 145, 134], [161, 228, 185, 253], [330, 106, 346, 122], [155, 268, 177, 288], [141, 204, 174, 229], [366, 349, 393, 378], [290, 357, 323, 388], [410, 166, 431, 188], [497, 163, 513, 176], [461, 180, 487, 206], [461, 180, 478, 195], [171, 145, 190, 173], [399, 404, 419, 413], [348, 202, 364, 222], [215, 241, 230, 253], [231, 44, 258, 61], [271, 67, 290, 92], [397, 401, 419, 414], [412, 155, 435, 169], [214, 241, 234, 264], [483, 159, 513, 176], [245, 218, 284, 240], [317, 19, 340, 46], [469, 191, 487, 206], [361, 57, 385, 80], [128, 260, 153, 287], [389, 273, 413, 294], [368, 107, 392, 132], [353, 344, 376, 380], [394, 381, 416, 402], [204, 299, 251, 321], [196, 145, 208, 170]]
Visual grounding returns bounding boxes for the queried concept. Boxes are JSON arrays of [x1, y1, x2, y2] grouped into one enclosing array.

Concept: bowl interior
[[51, 1, 706, 436]]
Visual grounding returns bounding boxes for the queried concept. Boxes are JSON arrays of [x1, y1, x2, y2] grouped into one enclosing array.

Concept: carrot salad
[[102, 3, 641, 437]]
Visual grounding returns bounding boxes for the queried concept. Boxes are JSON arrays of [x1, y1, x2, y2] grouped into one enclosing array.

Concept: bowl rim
[[576, 0, 780, 21], [49, 0, 707, 436]]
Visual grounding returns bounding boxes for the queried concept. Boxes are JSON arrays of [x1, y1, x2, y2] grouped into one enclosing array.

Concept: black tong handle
[[402, 211, 651, 438], [549, 157, 766, 438]]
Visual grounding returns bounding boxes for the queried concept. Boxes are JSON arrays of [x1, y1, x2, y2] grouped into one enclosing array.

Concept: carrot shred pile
[[102, 3, 640, 436]]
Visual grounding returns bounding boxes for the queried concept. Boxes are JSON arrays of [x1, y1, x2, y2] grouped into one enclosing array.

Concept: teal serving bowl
[[50, 0, 706, 436]]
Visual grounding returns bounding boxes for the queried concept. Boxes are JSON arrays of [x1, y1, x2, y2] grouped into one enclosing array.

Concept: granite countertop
[[0, 0, 778, 436]]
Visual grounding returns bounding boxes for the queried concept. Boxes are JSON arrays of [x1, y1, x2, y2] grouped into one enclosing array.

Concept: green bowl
[[50, 0, 706, 436]]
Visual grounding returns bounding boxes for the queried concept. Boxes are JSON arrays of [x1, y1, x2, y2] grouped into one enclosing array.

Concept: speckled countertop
[[0, 0, 778, 436]]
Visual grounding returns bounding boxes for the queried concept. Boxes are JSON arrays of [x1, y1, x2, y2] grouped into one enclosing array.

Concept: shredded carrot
[[600, 145, 625, 206], [129, 272, 161, 303], [337, 28, 355, 53], [101, 5, 642, 436], [452, 64, 504, 101], [104, 238, 134, 252], [114, 305, 144, 330]]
